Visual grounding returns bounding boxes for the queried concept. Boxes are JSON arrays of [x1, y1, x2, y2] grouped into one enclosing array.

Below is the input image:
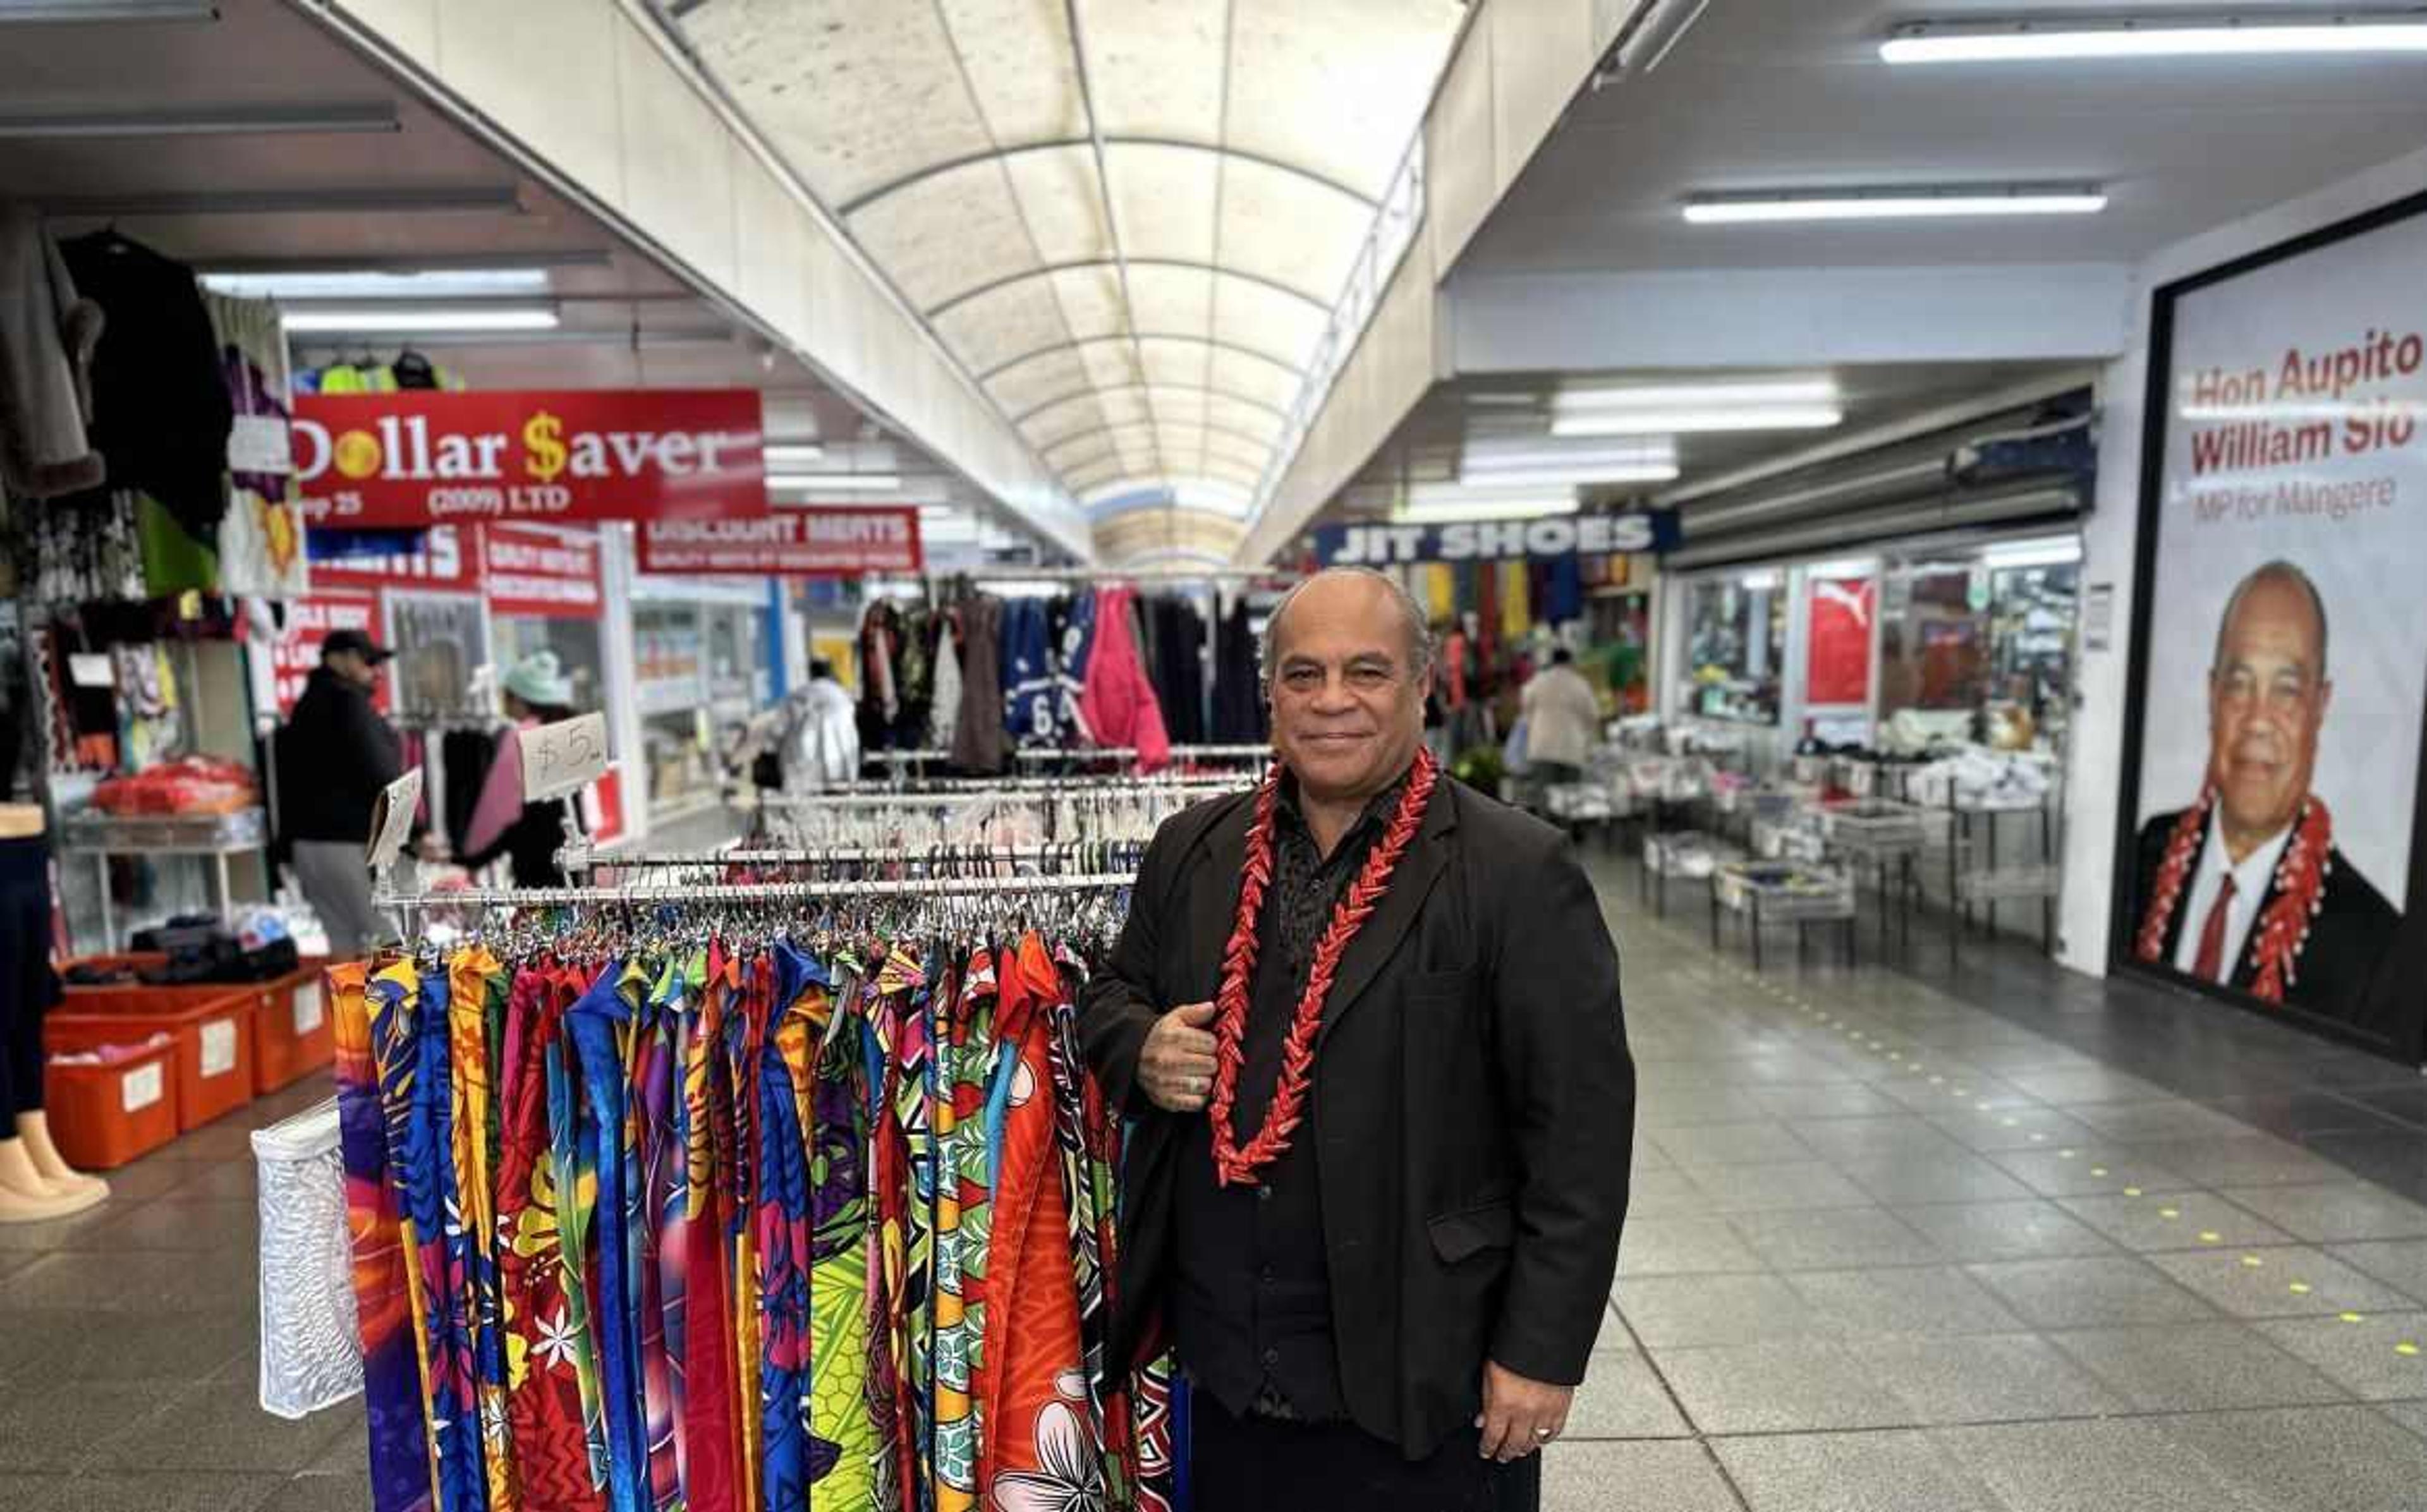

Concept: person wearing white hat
[[459, 650, 583, 886]]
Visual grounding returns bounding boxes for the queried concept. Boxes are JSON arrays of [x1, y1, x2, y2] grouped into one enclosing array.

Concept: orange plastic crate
[[43, 1039, 181, 1168], [250, 959, 334, 1094], [46, 992, 258, 1132]]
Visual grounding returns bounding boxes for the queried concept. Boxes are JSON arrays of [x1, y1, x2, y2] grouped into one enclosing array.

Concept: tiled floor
[[3, 848, 2424, 1510]]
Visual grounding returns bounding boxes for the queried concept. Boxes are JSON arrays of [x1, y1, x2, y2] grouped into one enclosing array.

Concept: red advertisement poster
[[293, 389, 766, 528], [270, 590, 388, 715], [1806, 576, 1875, 706], [636, 507, 922, 576], [480, 523, 602, 619], [311, 524, 477, 593]]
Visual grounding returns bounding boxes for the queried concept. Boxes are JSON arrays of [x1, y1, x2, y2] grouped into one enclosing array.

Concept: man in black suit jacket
[[1079, 568, 1633, 1510], [2129, 559, 2401, 1026]]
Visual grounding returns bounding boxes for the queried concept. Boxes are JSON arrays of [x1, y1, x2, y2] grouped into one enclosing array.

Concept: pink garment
[[461, 721, 530, 861], [1077, 585, 1171, 774]]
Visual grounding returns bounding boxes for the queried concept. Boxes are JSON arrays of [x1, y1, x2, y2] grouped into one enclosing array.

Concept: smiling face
[[1267, 571, 1431, 807], [2206, 573, 2331, 854]]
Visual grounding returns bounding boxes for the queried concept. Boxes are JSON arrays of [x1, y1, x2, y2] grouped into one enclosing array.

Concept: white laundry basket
[[252, 1098, 363, 1418]]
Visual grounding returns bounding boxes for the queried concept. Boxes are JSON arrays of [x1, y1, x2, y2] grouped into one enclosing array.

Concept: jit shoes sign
[[292, 389, 768, 528]]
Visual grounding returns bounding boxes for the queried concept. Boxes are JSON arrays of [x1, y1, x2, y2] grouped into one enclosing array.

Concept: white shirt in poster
[[2172, 817, 2294, 982]]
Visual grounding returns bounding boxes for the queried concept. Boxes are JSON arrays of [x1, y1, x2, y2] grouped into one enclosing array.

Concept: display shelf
[[60, 807, 269, 949], [1708, 861, 1858, 971]]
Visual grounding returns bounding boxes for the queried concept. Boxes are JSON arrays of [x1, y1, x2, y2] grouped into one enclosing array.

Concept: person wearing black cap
[[274, 629, 406, 957]]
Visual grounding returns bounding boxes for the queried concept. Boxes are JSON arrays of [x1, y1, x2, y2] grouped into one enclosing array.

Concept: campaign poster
[[2120, 195, 2427, 1058]]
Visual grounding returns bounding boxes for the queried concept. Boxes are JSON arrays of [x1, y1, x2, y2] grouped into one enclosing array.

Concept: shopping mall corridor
[[3, 855, 2426, 1512]]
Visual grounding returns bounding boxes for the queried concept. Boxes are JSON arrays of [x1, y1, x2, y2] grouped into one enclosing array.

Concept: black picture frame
[[2110, 187, 2427, 1067]]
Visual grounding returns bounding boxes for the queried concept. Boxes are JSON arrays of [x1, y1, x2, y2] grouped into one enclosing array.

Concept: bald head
[[1260, 567, 1436, 692]]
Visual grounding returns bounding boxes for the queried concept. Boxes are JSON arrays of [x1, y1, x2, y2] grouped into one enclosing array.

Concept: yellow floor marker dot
[[2001, 1117, 2020, 1127], [2241, 1255, 2265, 1268], [2158, 1207, 2181, 1219], [2198, 1231, 2222, 1244], [2029, 1132, 2048, 1142], [2059, 1149, 2077, 1159], [1930, 1076, 1945, 1086], [2289, 1282, 2313, 1296], [2091, 1166, 2109, 1177], [2397, 1343, 2420, 1357], [2340, 1312, 2366, 1324]]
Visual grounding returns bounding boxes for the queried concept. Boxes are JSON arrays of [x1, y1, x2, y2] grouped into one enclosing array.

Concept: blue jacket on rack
[[1002, 596, 1058, 746]]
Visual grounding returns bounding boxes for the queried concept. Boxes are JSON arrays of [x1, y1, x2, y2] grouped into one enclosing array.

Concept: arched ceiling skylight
[[669, 0, 1464, 539]]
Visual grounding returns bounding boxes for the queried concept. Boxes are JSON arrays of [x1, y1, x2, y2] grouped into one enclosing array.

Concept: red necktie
[[2192, 874, 2239, 983]]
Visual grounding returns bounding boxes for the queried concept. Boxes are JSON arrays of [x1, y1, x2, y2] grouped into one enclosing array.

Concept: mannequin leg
[[0, 1135, 101, 1221], [17, 1110, 106, 1199]]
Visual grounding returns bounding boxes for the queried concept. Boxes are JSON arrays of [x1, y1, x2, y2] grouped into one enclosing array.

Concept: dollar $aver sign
[[523, 411, 568, 483]]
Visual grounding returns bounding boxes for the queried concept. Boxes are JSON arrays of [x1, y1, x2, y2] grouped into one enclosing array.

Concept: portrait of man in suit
[[2132, 559, 2400, 1020]]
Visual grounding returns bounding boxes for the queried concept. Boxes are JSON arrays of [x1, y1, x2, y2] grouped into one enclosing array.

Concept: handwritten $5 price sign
[[519, 712, 612, 804]]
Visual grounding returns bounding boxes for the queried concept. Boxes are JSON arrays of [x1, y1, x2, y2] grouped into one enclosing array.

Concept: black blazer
[[2131, 806, 2402, 1030], [1079, 776, 1634, 1459]]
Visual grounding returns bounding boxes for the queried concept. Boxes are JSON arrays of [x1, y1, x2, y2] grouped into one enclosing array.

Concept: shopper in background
[[275, 628, 411, 958], [1080, 567, 1633, 1511], [1519, 646, 1603, 789], [459, 650, 581, 888], [782, 656, 862, 792]]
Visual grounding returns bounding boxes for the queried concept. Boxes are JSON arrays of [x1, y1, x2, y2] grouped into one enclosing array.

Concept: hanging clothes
[[928, 625, 963, 754], [1210, 595, 1267, 746], [1001, 596, 1057, 747], [1078, 586, 1171, 773], [58, 229, 234, 547], [949, 594, 1007, 773], [0, 202, 103, 500], [1499, 560, 1531, 644]]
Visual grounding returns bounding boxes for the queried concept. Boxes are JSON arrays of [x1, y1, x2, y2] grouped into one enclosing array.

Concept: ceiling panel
[[986, 346, 1095, 413], [684, 0, 990, 206], [848, 161, 1039, 310], [1021, 394, 1112, 449], [1080, 0, 1227, 142], [1080, 339, 1146, 390], [1105, 142, 1220, 265], [939, 0, 1086, 147], [1225, 0, 1464, 200], [1210, 348, 1305, 411], [933, 279, 1075, 375], [1216, 157, 1372, 303], [1204, 394, 1287, 444], [1002, 143, 1116, 263], [1126, 264, 1217, 339], [1145, 387, 1210, 428], [1137, 336, 1215, 390], [1211, 274, 1327, 368], [1047, 264, 1131, 342]]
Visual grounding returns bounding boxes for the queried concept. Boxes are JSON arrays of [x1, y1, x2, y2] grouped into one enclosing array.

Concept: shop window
[[1878, 538, 2080, 754], [1683, 571, 1785, 724]]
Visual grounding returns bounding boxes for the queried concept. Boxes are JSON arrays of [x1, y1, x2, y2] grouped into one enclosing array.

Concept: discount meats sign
[[637, 507, 922, 576], [293, 389, 767, 528]]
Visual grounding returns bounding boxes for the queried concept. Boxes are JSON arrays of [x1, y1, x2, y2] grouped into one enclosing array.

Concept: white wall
[[2057, 143, 2427, 977]]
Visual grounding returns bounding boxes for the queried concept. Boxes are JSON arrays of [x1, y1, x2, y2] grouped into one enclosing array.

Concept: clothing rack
[[752, 774, 1250, 806], [930, 566, 1288, 586], [1015, 742, 1270, 764]]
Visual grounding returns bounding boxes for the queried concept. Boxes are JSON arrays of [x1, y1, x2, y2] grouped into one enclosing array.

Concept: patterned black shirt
[[1267, 767, 1413, 973]]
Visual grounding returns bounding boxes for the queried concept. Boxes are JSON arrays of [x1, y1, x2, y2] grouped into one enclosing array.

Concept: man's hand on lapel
[[1140, 1000, 1220, 1112]]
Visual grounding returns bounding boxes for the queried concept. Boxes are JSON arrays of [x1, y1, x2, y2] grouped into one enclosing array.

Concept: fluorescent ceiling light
[[0, 1, 216, 21], [279, 304, 558, 334], [760, 444, 826, 469], [1396, 497, 1582, 524], [1684, 187, 2107, 224], [1554, 406, 1844, 437], [768, 474, 901, 492], [204, 268, 549, 299], [1805, 557, 1877, 579], [1883, 15, 2427, 64], [0, 104, 395, 138], [1557, 379, 1836, 411], [1739, 569, 1783, 591], [1983, 536, 2083, 569], [1457, 462, 1679, 488]]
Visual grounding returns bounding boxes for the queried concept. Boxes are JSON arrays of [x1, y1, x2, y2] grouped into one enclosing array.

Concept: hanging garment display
[[1210, 594, 1266, 746], [58, 229, 233, 547], [207, 290, 308, 600], [331, 875, 1178, 1512], [1001, 596, 1057, 747], [1077, 586, 1170, 773], [0, 202, 104, 499], [949, 593, 1007, 774]]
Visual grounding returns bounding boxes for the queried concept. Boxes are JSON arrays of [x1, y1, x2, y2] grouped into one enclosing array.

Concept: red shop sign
[[480, 523, 602, 620], [269, 590, 389, 715], [310, 524, 477, 592], [636, 507, 922, 577], [292, 389, 766, 528]]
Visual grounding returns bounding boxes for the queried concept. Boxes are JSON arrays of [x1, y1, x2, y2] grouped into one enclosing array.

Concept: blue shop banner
[[1311, 509, 1680, 566]]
